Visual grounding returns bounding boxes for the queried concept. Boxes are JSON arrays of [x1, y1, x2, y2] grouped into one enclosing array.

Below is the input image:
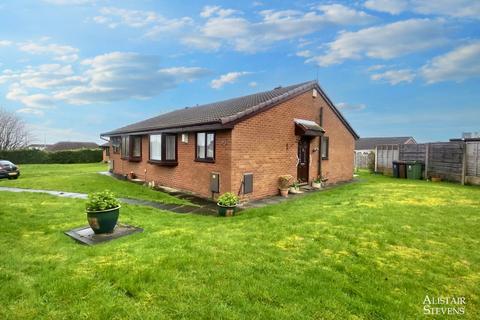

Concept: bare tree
[[0, 107, 30, 150]]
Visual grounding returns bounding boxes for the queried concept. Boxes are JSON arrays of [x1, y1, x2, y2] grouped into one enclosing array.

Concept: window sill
[[121, 157, 142, 162], [321, 157, 329, 160], [195, 158, 215, 163], [148, 160, 178, 167]]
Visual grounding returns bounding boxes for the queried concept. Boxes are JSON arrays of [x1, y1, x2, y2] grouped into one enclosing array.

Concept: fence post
[[375, 146, 378, 172], [461, 142, 466, 185], [425, 143, 429, 180]]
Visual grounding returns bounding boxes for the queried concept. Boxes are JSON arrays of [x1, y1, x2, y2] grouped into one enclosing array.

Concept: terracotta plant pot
[[86, 206, 120, 234], [279, 188, 289, 197]]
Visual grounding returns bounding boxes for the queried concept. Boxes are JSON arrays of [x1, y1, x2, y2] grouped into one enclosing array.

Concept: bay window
[[196, 132, 215, 162], [149, 134, 177, 165]]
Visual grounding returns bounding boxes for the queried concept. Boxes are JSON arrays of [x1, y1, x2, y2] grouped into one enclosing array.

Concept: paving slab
[[65, 224, 143, 245]]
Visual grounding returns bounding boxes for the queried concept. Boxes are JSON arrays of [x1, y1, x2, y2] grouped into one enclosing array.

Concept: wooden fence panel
[[466, 142, 480, 177], [399, 144, 426, 162], [376, 145, 399, 174], [427, 142, 464, 182]]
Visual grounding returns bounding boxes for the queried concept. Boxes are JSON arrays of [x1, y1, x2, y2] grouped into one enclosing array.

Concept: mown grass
[[0, 163, 185, 205], [0, 171, 479, 319]]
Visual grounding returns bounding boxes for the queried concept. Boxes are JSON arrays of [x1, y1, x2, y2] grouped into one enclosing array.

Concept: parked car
[[0, 160, 20, 179]]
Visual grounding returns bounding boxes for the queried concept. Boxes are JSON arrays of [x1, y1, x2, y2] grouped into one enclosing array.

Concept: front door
[[297, 137, 310, 183]]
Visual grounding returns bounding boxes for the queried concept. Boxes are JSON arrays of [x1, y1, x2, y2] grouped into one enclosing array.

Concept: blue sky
[[0, 0, 479, 144]]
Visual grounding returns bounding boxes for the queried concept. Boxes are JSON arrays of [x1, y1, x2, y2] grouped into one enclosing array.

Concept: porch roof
[[294, 119, 325, 137]]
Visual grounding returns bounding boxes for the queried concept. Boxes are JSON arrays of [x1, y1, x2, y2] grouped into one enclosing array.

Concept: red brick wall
[[110, 130, 232, 199], [110, 89, 355, 200], [230, 90, 355, 200]]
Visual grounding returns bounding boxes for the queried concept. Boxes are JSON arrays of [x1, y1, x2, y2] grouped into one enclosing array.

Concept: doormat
[[65, 224, 143, 245]]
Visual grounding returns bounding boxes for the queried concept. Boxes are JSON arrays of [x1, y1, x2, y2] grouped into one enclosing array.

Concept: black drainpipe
[[318, 107, 323, 177]]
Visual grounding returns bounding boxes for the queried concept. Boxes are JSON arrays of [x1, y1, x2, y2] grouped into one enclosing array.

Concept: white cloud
[[95, 7, 158, 28], [318, 4, 374, 25], [336, 102, 367, 111], [421, 42, 480, 83], [296, 50, 312, 58], [43, 0, 96, 5], [185, 5, 374, 53], [366, 64, 386, 71], [18, 41, 79, 62], [93, 7, 193, 38], [249, 81, 257, 87], [370, 69, 416, 84], [364, 0, 480, 19], [1, 52, 209, 109], [200, 6, 237, 18], [0, 64, 85, 89], [181, 36, 221, 51], [364, 0, 408, 14], [0, 40, 12, 47], [6, 83, 57, 109], [210, 71, 251, 89], [308, 19, 447, 66]]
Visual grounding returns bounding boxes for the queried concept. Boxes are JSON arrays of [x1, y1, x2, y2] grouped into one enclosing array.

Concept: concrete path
[[0, 186, 213, 215]]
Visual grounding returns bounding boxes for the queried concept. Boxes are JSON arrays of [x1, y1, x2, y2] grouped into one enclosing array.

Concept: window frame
[[121, 135, 142, 161], [321, 136, 329, 160], [148, 133, 178, 166], [111, 136, 121, 154], [195, 131, 215, 163]]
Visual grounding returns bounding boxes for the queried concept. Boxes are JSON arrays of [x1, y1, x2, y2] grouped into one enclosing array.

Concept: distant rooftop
[[355, 137, 416, 150], [46, 141, 99, 152]]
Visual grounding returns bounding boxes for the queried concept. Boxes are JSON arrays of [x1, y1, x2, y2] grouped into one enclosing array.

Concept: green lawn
[[0, 170, 479, 319], [0, 163, 185, 205]]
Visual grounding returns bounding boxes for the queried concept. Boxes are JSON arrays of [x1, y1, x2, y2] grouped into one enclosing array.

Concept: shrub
[[278, 175, 293, 190], [0, 149, 102, 164], [86, 190, 120, 211], [217, 192, 239, 207], [367, 151, 376, 173]]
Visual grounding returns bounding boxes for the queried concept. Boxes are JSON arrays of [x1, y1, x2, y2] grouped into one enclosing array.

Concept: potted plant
[[312, 176, 322, 189], [85, 190, 121, 234], [321, 175, 329, 187], [278, 175, 293, 197], [289, 180, 303, 194], [217, 192, 239, 217]]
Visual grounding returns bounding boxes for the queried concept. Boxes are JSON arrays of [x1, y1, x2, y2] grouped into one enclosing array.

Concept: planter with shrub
[[278, 175, 293, 197], [312, 176, 322, 189], [289, 180, 303, 194], [217, 192, 239, 217], [85, 190, 121, 234]]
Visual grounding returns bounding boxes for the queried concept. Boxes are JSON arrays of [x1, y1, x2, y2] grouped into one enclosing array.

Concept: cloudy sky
[[0, 0, 479, 143]]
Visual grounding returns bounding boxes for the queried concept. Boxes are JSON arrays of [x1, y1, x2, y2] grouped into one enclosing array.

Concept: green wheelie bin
[[406, 161, 423, 179]]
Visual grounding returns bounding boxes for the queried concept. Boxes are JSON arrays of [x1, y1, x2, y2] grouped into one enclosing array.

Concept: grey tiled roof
[[355, 137, 415, 150], [102, 80, 358, 139]]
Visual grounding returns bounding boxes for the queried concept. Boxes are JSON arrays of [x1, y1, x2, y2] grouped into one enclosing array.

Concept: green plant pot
[[86, 206, 120, 234], [217, 204, 237, 217]]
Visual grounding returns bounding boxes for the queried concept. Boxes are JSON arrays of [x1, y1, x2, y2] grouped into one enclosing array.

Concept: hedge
[[0, 149, 103, 164]]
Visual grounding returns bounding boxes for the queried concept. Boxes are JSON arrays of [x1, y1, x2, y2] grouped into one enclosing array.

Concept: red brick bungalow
[[101, 81, 359, 200]]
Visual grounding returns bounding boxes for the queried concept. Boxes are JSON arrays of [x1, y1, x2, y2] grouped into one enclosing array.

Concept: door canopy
[[294, 118, 325, 137]]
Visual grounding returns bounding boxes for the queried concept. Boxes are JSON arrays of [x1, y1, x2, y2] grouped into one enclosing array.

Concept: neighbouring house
[[355, 137, 416, 169], [101, 142, 110, 163], [46, 141, 99, 152], [27, 143, 51, 151], [101, 80, 359, 200]]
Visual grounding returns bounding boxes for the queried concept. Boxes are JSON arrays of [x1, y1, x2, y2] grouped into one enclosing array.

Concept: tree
[[0, 107, 30, 150]]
